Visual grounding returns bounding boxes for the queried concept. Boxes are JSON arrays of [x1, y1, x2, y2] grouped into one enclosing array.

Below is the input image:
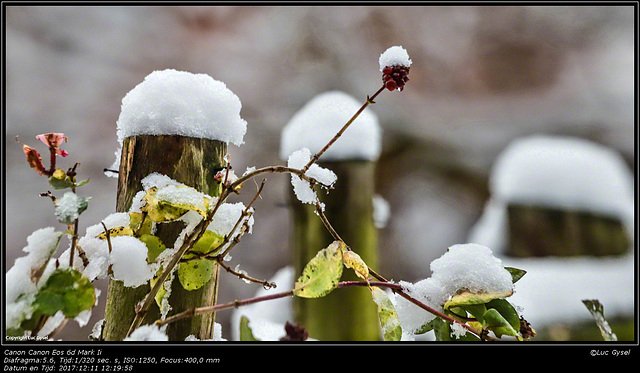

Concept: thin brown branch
[[301, 85, 385, 174], [228, 166, 329, 193], [218, 261, 276, 289], [101, 222, 114, 276], [314, 199, 344, 244], [153, 279, 487, 341], [156, 288, 295, 327]]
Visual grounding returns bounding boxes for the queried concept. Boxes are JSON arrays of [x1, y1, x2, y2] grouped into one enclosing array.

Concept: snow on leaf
[[54, 192, 90, 224], [371, 287, 402, 341], [582, 299, 618, 341]]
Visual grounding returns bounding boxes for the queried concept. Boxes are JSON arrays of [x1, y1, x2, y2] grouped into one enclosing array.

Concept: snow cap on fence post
[[279, 91, 381, 162], [106, 69, 247, 176]]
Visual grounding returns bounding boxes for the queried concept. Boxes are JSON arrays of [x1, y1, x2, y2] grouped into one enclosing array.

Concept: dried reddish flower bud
[[22, 144, 46, 175], [382, 65, 410, 92], [279, 321, 308, 341], [379, 46, 412, 92], [36, 132, 68, 157]]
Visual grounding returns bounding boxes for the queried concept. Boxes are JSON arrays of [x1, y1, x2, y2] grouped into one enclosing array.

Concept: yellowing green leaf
[[342, 249, 369, 282], [97, 226, 134, 239], [444, 289, 513, 310], [129, 212, 152, 236], [156, 185, 211, 218], [52, 169, 66, 179], [141, 186, 211, 222], [149, 268, 167, 308], [371, 287, 402, 341], [138, 234, 166, 263], [191, 230, 224, 256], [48, 169, 75, 190], [293, 241, 344, 298], [177, 258, 216, 291], [33, 268, 95, 318], [141, 187, 189, 222]]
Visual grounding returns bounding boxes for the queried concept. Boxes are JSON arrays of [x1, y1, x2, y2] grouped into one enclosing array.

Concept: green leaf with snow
[[33, 268, 95, 318], [293, 241, 344, 298], [29, 229, 65, 284], [371, 287, 402, 341], [432, 318, 480, 341], [97, 226, 134, 239], [140, 187, 187, 222], [54, 192, 90, 224], [177, 257, 216, 291], [239, 316, 260, 341], [444, 289, 513, 310], [582, 299, 618, 341], [141, 185, 212, 222]]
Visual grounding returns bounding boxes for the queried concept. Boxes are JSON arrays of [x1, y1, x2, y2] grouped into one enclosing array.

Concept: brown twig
[[218, 261, 276, 289], [313, 194, 492, 340], [153, 279, 486, 340], [101, 222, 114, 276], [228, 166, 330, 193], [301, 85, 385, 174]]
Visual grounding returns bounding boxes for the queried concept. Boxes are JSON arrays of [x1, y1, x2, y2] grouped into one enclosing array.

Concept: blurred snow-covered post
[[102, 70, 247, 341], [470, 135, 634, 258], [281, 91, 383, 340]]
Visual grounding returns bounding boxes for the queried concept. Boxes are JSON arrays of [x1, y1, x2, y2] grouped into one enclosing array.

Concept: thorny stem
[[301, 85, 385, 174]]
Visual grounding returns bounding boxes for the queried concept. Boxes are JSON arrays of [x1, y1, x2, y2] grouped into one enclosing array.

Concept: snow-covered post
[[280, 91, 383, 340], [470, 136, 634, 258], [102, 70, 247, 341]]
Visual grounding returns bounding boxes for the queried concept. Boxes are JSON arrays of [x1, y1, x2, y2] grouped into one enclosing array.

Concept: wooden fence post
[[102, 134, 226, 341], [290, 160, 380, 341]]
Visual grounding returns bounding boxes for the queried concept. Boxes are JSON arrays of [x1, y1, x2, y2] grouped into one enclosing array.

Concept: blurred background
[[4, 5, 636, 341]]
